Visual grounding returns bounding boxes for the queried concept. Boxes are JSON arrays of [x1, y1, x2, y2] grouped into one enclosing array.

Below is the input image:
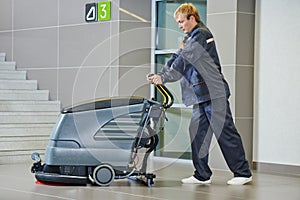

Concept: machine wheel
[[146, 173, 155, 187], [144, 136, 155, 148], [93, 164, 115, 186], [147, 178, 153, 187]]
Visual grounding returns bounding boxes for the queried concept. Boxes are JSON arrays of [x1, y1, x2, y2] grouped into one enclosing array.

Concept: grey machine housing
[[31, 84, 173, 187]]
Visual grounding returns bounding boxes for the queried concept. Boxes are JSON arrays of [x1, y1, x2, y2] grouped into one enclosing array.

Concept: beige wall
[[0, 0, 151, 108], [118, 0, 152, 98], [206, 0, 255, 169], [254, 0, 300, 170]]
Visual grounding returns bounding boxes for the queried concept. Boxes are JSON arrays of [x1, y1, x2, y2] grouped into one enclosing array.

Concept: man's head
[[174, 3, 200, 34]]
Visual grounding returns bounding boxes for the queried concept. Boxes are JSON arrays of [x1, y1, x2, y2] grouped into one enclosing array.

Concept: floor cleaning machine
[[31, 84, 173, 187]]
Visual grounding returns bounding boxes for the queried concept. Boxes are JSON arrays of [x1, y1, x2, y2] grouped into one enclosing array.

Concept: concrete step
[[0, 53, 60, 164], [0, 136, 48, 164], [0, 90, 49, 100], [0, 79, 37, 90], [0, 150, 46, 164], [0, 70, 26, 80], [0, 124, 55, 137], [0, 100, 60, 112], [0, 111, 59, 124], [0, 136, 49, 151], [0, 123, 53, 164], [0, 53, 5, 62], [0, 62, 16, 70]]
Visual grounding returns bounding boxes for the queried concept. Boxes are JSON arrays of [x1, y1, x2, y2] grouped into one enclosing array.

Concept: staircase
[[0, 53, 60, 164]]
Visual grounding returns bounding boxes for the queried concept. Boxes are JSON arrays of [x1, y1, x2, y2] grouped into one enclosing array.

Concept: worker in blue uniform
[[147, 3, 252, 185]]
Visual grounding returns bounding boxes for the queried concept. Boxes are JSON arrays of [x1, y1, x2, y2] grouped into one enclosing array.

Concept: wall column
[[206, 0, 255, 169]]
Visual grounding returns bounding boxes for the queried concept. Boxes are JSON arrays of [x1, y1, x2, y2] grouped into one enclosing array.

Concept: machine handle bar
[[147, 73, 174, 109], [154, 84, 174, 109]]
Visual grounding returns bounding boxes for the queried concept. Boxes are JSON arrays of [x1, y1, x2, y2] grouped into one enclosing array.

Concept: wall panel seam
[[208, 11, 255, 16]]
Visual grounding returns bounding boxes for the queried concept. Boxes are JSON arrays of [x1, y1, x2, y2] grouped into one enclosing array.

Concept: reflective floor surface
[[0, 157, 299, 200]]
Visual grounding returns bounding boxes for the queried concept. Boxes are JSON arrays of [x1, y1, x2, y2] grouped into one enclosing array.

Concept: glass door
[[151, 0, 207, 159]]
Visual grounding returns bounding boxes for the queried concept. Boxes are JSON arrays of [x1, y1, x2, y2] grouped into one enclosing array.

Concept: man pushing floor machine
[[31, 82, 173, 187]]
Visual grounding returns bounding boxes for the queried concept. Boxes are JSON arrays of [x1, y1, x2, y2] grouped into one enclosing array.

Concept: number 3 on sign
[[98, 1, 111, 21]]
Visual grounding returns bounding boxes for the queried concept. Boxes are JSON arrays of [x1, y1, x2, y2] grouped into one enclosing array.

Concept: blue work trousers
[[189, 98, 252, 181]]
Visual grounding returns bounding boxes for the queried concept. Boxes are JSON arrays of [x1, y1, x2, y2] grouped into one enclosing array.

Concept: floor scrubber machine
[[31, 84, 173, 187]]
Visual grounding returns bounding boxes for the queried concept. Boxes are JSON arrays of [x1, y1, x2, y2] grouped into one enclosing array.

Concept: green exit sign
[[85, 1, 111, 22], [98, 1, 111, 21]]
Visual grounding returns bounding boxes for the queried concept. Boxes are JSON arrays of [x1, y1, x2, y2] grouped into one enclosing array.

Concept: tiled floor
[[0, 157, 299, 200]]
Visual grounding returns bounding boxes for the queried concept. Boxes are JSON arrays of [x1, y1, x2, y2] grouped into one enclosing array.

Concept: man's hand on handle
[[147, 73, 162, 85]]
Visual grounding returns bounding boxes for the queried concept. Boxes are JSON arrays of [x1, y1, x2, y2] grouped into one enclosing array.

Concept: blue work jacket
[[159, 24, 230, 106]]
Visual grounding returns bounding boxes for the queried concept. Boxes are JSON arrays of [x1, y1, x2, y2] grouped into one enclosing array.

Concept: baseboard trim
[[156, 152, 191, 160], [155, 153, 300, 176], [253, 162, 300, 176]]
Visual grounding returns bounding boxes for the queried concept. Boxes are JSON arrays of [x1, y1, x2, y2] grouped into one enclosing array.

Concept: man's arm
[[148, 37, 189, 85], [158, 50, 184, 83]]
